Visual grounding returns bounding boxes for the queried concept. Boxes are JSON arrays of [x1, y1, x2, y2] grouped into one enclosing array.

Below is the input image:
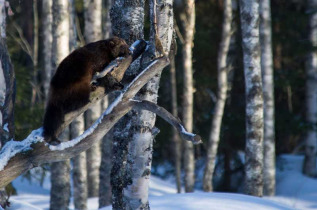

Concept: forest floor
[[7, 155, 317, 210]]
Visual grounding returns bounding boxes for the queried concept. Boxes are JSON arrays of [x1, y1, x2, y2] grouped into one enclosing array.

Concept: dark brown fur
[[43, 37, 130, 144]]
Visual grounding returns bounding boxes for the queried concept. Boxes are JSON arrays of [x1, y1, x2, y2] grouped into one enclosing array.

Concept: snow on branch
[[0, 39, 201, 188]]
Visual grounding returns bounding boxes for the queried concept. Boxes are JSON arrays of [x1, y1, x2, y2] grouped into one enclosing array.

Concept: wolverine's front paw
[[45, 137, 61, 146], [91, 83, 98, 91], [115, 57, 124, 66], [113, 82, 124, 90]]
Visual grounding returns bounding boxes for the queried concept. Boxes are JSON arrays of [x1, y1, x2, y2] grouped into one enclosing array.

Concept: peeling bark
[[203, 0, 232, 192], [239, 0, 264, 197], [260, 0, 276, 196]]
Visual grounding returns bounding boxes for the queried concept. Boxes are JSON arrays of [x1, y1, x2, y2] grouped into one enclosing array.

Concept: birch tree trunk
[[84, 0, 103, 198], [0, 2, 16, 207], [110, 1, 145, 209], [203, 0, 232, 192], [180, 0, 196, 193], [260, 0, 276, 196], [42, 0, 52, 100], [110, 0, 173, 208], [50, 1, 71, 209], [99, 0, 113, 207], [239, 0, 264, 197], [68, 1, 88, 209], [170, 57, 182, 193], [303, 0, 317, 178]]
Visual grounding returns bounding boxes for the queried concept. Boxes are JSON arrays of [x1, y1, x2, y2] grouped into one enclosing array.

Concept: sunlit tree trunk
[[304, 0, 317, 178], [180, 0, 196, 193], [239, 0, 264, 197], [170, 57, 182, 193], [84, 0, 103, 198], [50, 0, 71, 209], [42, 0, 52, 100], [203, 0, 232, 192], [99, 0, 113, 207], [260, 0, 275, 196], [0, 2, 16, 207]]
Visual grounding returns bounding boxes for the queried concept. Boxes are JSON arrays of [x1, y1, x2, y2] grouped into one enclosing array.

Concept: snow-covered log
[[0, 41, 201, 188]]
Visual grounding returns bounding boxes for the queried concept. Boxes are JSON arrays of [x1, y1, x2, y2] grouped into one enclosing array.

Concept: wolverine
[[43, 37, 130, 145]]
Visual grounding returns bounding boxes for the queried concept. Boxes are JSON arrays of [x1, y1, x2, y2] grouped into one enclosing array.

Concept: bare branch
[[132, 100, 202, 144]]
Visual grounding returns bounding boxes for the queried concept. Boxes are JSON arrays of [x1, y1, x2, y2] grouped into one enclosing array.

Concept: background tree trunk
[[99, 0, 113, 207], [83, 0, 103, 198], [71, 115, 87, 210], [0, 2, 16, 207], [260, 0, 276, 196], [42, 0, 52, 100], [170, 57, 182, 193], [180, 0, 196, 193], [303, 0, 317, 178], [203, 0, 232, 192], [69, 0, 88, 209], [239, 0, 264, 197], [50, 0, 71, 209]]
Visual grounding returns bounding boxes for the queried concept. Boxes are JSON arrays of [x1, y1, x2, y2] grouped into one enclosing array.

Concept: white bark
[[203, 0, 232, 192], [50, 0, 71, 209], [42, 0, 53, 100], [260, 0, 276, 196], [239, 0, 264, 197], [304, 0, 317, 177], [84, 0, 103, 198], [180, 0, 196, 193]]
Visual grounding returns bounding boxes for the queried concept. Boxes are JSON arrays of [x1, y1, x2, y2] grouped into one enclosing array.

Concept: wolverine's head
[[108, 36, 130, 58]]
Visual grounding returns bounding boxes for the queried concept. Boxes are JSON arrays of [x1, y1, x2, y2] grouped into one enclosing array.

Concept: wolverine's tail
[[43, 103, 63, 145]]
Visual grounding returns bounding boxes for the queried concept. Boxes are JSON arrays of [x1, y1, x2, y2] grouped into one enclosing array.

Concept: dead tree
[[0, 40, 202, 194]]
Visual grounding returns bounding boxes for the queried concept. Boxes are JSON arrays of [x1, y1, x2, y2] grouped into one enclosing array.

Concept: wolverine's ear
[[109, 40, 115, 47]]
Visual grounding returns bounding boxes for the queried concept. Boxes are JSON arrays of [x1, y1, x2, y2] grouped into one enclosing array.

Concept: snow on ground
[[7, 155, 317, 210]]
